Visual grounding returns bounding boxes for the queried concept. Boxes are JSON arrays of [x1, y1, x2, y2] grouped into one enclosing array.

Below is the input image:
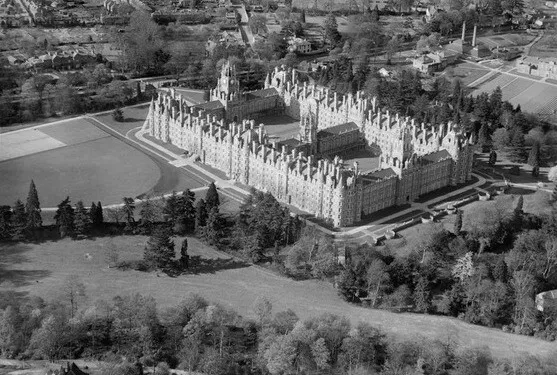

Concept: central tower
[[212, 60, 240, 105]]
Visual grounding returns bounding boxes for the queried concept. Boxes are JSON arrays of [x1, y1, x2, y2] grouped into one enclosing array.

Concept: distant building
[[445, 23, 491, 59], [205, 30, 244, 56], [412, 50, 458, 74], [516, 57, 557, 79], [288, 37, 312, 54]]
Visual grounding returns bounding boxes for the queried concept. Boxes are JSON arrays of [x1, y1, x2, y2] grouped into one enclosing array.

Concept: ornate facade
[[145, 60, 474, 227]]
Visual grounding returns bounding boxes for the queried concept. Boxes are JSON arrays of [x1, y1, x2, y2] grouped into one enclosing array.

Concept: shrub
[[112, 107, 124, 122]]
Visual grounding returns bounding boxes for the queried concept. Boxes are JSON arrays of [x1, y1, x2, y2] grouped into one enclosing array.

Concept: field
[[0, 114, 206, 208], [1, 235, 556, 359], [450, 62, 491, 86], [470, 73, 557, 121]]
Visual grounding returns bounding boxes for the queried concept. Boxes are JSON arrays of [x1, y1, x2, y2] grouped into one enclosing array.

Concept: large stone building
[[145, 60, 474, 227]]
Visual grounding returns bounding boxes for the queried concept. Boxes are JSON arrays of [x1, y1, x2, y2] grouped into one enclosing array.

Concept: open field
[[450, 62, 490, 86], [1, 235, 556, 359], [94, 104, 150, 137], [0, 114, 207, 207]]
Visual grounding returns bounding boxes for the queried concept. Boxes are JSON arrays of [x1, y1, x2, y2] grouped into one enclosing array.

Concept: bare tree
[[62, 274, 87, 319]]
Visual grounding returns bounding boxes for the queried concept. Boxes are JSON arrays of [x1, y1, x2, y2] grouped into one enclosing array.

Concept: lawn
[[1, 236, 556, 359], [94, 104, 150, 137]]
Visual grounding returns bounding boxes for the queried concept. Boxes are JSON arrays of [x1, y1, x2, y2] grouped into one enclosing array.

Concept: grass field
[[0, 118, 161, 207], [94, 105, 150, 137], [1, 236, 556, 359]]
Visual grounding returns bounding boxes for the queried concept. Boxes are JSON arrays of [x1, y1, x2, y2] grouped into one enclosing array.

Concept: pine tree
[[509, 131, 527, 163], [139, 198, 158, 235], [477, 123, 490, 150], [175, 190, 196, 234], [54, 197, 75, 238], [454, 210, 463, 236], [122, 197, 135, 232], [324, 13, 341, 46], [25, 180, 42, 236], [74, 200, 91, 236], [514, 195, 524, 222], [413, 276, 431, 313], [164, 191, 178, 225], [11, 200, 26, 241], [89, 202, 98, 227], [205, 183, 220, 212], [143, 226, 175, 269], [0, 205, 12, 241], [195, 199, 208, 231], [180, 238, 189, 269], [204, 206, 223, 246], [96, 201, 104, 226], [527, 141, 541, 168]]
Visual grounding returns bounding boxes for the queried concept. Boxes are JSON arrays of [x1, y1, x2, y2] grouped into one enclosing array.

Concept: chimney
[[472, 25, 477, 47], [461, 21, 466, 42]]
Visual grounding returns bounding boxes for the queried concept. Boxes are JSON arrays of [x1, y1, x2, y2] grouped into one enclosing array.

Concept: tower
[[212, 60, 240, 104]]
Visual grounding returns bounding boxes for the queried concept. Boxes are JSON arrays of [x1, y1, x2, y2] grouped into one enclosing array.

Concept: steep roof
[[194, 100, 224, 111], [317, 122, 359, 139], [421, 149, 452, 164], [363, 168, 398, 182], [246, 87, 279, 99]]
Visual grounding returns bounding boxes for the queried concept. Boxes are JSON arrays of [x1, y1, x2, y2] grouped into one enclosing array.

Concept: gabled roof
[[194, 100, 224, 111], [246, 87, 279, 99], [421, 149, 451, 163], [317, 122, 359, 139], [363, 168, 398, 181]]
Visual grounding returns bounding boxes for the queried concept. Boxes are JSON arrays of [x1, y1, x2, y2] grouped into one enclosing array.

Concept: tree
[[413, 276, 431, 313], [11, 200, 27, 241], [493, 257, 508, 283], [195, 199, 208, 231], [0, 205, 12, 241], [452, 252, 475, 282], [477, 123, 491, 149], [25, 180, 42, 236], [509, 131, 527, 163], [180, 238, 189, 269], [74, 200, 91, 236], [205, 182, 220, 211], [454, 210, 463, 236], [144, 226, 175, 269], [204, 207, 223, 246], [62, 274, 86, 318], [488, 150, 497, 166], [491, 128, 509, 151], [89, 202, 98, 228], [324, 13, 341, 46], [139, 198, 160, 234], [113, 107, 124, 122], [122, 197, 136, 231], [527, 141, 541, 168], [175, 190, 196, 234], [366, 259, 390, 308], [511, 270, 537, 334], [253, 297, 273, 326], [54, 197, 75, 238], [0, 306, 21, 356]]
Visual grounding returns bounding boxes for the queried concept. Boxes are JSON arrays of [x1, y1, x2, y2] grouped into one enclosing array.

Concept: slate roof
[[363, 168, 398, 182], [246, 87, 279, 99], [194, 100, 224, 111], [317, 122, 359, 139], [421, 149, 452, 164]]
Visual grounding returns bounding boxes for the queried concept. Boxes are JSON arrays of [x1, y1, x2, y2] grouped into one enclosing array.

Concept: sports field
[[0, 118, 162, 207], [1, 235, 555, 360]]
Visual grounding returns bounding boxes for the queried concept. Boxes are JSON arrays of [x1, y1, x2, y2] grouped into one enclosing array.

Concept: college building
[[145, 61, 474, 227]]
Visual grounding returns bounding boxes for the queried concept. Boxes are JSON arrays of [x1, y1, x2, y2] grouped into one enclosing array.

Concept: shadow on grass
[[123, 118, 144, 123], [0, 243, 51, 287], [166, 255, 249, 277]]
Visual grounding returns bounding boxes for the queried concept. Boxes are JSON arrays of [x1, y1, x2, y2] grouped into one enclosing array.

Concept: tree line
[[0, 291, 554, 374]]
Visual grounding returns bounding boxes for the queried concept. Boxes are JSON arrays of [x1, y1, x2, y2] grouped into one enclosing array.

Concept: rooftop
[[317, 122, 359, 138]]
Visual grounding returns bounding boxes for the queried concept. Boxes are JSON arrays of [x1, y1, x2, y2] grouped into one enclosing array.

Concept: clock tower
[[211, 60, 240, 105]]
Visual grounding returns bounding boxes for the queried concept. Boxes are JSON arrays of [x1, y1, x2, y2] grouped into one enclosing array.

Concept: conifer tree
[[180, 238, 189, 269], [0, 205, 12, 241], [139, 198, 158, 235], [96, 201, 104, 226], [204, 206, 223, 246], [509, 131, 527, 163], [89, 202, 98, 227], [324, 13, 341, 46], [25, 180, 42, 235], [195, 199, 208, 231], [528, 141, 541, 168], [54, 197, 75, 238], [74, 200, 91, 236], [488, 150, 497, 166], [143, 226, 175, 269], [122, 197, 136, 232], [164, 191, 178, 225], [175, 190, 196, 234], [205, 183, 220, 211], [514, 195, 524, 222], [477, 123, 490, 149], [11, 200, 26, 241], [454, 210, 463, 236], [493, 257, 509, 283]]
